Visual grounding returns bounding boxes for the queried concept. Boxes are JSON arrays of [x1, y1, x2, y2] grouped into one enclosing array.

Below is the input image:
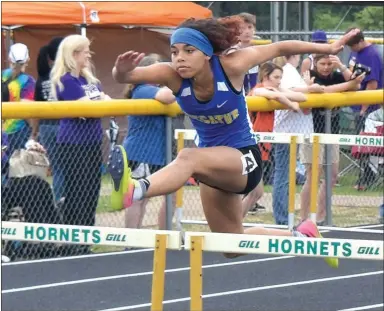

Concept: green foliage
[[312, 5, 383, 31], [193, 2, 383, 32], [354, 6, 384, 30]]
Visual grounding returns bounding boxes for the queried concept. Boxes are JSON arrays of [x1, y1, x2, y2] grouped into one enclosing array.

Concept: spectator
[[301, 30, 328, 74], [2, 43, 37, 157], [2, 82, 10, 184], [364, 104, 384, 133], [225, 13, 267, 214], [248, 62, 305, 223], [238, 13, 258, 94], [346, 27, 382, 131], [358, 104, 384, 193], [271, 55, 324, 225], [2, 76, 10, 102], [50, 34, 110, 255], [226, 13, 258, 94], [345, 28, 383, 189], [35, 37, 65, 202], [300, 54, 365, 224], [113, 54, 176, 230]]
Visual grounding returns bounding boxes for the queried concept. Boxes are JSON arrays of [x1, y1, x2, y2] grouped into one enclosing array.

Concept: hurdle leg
[[288, 136, 297, 230], [151, 234, 167, 311], [190, 236, 203, 311], [310, 136, 320, 223]]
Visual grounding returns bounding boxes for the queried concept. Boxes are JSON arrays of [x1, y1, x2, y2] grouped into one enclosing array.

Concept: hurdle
[[2, 221, 383, 311], [174, 130, 384, 231], [1, 221, 181, 311], [185, 231, 384, 311]]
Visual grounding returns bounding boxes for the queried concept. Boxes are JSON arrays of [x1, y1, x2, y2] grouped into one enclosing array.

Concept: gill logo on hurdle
[[237, 237, 383, 259], [184, 233, 384, 262]]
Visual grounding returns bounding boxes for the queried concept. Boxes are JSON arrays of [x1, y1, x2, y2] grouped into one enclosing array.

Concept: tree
[[354, 6, 384, 30]]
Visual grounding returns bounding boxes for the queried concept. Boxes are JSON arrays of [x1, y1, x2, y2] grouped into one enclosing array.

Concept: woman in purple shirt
[[50, 34, 110, 255]]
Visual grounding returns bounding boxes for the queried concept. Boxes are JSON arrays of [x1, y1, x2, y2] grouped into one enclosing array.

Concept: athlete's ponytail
[[177, 17, 242, 54]]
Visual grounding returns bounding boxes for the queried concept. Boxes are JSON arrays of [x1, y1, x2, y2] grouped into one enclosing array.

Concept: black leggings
[[59, 143, 102, 226]]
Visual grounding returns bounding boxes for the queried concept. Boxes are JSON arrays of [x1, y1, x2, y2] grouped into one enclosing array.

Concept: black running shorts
[[197, 144, 263, 195]]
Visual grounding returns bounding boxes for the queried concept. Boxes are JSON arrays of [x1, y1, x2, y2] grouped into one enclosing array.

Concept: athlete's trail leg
[[200, 183, 294, 258], [242, 181, 264, 217]]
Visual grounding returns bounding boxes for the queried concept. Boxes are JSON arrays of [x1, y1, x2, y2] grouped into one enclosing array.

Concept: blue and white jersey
[[174, 55, 256, 149]]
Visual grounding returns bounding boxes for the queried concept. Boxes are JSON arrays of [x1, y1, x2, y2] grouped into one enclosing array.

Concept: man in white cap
[[8, 43, 30, 64]]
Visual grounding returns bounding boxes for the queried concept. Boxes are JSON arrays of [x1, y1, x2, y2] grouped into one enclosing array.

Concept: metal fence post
[[165, 117, 173, 230], [325, 109, 333, 226]]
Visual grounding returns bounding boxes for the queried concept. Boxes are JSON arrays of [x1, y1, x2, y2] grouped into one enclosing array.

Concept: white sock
[[132, 179, 150, 201], [292, 230, 307, 238]]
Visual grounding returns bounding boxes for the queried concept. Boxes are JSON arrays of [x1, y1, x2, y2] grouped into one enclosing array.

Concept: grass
[[180, 205, 379, 231], [262, 184, 382, 197], [96, 181, 382, 215]]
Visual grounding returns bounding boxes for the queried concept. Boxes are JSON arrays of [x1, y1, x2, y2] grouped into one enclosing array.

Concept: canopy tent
[[1, 1, 210, 157], [1, 2, 212, 27], [1, 1, 212, 98]]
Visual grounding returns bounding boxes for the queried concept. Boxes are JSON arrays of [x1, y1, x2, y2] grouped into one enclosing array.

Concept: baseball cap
[[9, 43, 29, 64], [311, 30, 328, 43]]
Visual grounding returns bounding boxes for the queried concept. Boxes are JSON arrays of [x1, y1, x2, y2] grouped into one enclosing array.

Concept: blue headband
[[170, 28, 213, 57]]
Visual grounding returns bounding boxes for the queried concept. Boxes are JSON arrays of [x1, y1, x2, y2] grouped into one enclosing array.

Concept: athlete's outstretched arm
[[112, 51, 179, 89], [226, 29, 360, 74]]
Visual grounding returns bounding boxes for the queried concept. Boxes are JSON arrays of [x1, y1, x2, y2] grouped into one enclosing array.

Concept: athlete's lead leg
[[123, 146, 249, 207]]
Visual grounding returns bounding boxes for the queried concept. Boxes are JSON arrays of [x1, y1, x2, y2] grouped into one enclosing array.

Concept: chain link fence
[[0, 114, 190, 260], [178, 123, 383, 231], [2, 34, 383, 262], [1, 109, 382, 261]]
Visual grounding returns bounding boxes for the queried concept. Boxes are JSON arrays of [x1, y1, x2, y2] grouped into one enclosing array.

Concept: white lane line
[[354, 224, 383, 229], [95, 271, 384, 311], [2, 255, 295, 294], [2, 248, 154, 266], [338, 303, 384, 311]]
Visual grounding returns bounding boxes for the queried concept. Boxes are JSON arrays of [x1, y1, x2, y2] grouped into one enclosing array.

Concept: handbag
[[8, 149, 50, 179]]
